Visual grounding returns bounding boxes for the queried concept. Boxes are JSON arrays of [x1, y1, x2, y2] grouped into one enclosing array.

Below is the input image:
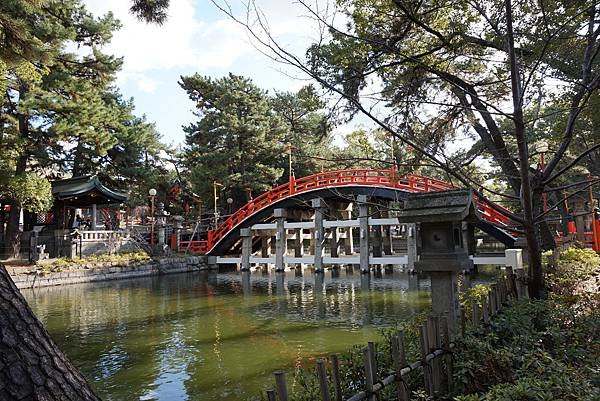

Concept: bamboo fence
[[264, 269, 528, 401]]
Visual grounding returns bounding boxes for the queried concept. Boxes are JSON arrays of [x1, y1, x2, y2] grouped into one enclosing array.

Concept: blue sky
[[83, 0, 356, 147]]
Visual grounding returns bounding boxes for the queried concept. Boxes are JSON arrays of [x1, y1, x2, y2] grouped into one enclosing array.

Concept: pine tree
[[1, 0, 121, 257], [271, 85, 333, 178], [180, 73, 287, 209]]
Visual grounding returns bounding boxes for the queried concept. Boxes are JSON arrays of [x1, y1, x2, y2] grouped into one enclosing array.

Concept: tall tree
[[1, 0, 122, 257], [181, 73, 287, 209], [271, 85, 332, 178]]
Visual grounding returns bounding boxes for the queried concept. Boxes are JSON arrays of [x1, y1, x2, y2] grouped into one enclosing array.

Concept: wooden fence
[[264, 269, 528, 401]]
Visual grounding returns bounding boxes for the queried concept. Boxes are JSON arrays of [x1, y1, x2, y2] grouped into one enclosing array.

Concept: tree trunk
[[4, 83, 30, 259], [72, 137, 85, 177], [0, 264, 101, 400], [4, 156, 27, 259], [4, 205, 22, 259], [505, 0, 544, 298]]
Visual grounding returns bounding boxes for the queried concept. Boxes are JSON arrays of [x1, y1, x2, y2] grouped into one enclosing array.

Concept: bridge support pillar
[[240, 228, 251, 271], [293, 228, 304, 268], [330, 227, 340, 259], [345, 227, 354, 256], [358, 195, 370, 274], [383, 225, 393, 256], [312, 199, 326, 273], [406, 223, 417, 272], [372, 207, 383, 267], [341, 206, 354, 256], [261, 236, 272, 268], [274, 208, 287, 272]]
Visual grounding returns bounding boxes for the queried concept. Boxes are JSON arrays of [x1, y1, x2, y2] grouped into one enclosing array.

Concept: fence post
[[329, 354, 343, 401], [459, 306, 466, 337], [441, 315, 454, 395], [472, 301, 481, 328], [515, 268, 528, 299], [274, 371, 288, 401], [494, 282, 502, 310], [419, 324, 433, 396], [427, 317, 441, 394], [493, 285, 499, 312], [482, 298, 490, 325], [368, 341, 377, 381], [312, 199, 326, 273], [489, 286, 497, 315], [363, 347, 376, 401], [274, 209, 287, 272], [507, 271, 517, 298], [358, 195, 370, 274], [391, 332, 409, 401], [316, 359, 331, 401]]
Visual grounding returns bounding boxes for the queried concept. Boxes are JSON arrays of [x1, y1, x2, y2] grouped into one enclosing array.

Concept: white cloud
[[121, 73, 159, 93], [83, 0, 255, 89], [82, 0, 333, 90]]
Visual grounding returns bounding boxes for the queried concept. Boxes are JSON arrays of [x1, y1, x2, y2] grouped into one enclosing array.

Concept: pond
[[23, 267, 442, 401]]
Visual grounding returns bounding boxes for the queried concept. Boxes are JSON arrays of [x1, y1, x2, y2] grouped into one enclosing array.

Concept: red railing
[[178, 240, 209, 253], [193, 168, 514, 254]]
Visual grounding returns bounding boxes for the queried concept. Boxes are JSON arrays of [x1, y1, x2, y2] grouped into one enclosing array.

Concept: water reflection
[[23, 268, 434, 401]]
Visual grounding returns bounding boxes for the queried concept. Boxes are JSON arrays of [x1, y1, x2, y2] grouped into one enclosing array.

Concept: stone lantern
[[398, 189, 479, 334]]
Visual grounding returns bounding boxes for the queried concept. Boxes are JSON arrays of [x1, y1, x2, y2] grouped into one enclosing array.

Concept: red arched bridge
[[181, 168, 517, 255]]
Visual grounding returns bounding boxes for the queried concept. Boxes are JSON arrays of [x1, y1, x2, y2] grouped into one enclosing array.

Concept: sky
[[82, 0, 359, 147]]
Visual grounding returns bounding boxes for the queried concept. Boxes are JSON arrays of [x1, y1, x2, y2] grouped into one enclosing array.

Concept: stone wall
[[10, 256, 210, 289]]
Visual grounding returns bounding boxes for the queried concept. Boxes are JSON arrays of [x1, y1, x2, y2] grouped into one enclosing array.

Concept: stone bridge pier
[[234, 195, 418, 273]]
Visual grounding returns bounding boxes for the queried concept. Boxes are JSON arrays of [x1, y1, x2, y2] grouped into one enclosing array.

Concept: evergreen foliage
[[0, 0, 167, 256], [181, 73, 287, 209], [180, 74, 335, 209]]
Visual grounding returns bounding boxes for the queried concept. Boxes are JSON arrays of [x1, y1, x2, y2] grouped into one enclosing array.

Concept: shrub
[[547, 248, 600, 297], [460, 284, 490, 308], [36, 250, 151, 273], [453, 295, 600, 401]]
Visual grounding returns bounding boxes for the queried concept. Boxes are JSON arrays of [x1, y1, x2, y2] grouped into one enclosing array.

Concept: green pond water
[[22, 268, 451, 401]]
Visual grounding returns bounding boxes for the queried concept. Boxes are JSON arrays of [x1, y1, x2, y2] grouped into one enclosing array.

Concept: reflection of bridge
[[182, 168, 517, 259]]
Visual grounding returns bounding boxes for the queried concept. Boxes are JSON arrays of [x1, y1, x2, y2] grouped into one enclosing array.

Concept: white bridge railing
[[75, 230, 128, 241], [215, 249, 523, 268]]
